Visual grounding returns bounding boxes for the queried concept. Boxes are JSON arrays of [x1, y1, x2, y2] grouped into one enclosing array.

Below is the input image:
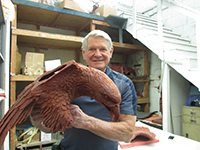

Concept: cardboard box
[[59, 0, 85, 12], [25, 52, 44, 68], [23, 133, 40, 143], [38, 0, 54, 5], [95, 5, 117, 17], [16, 51, 21, 75], [22, 66, 44, 76]]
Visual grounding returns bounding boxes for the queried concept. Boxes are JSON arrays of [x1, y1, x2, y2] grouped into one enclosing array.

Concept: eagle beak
[[103, 104, 120, 122]]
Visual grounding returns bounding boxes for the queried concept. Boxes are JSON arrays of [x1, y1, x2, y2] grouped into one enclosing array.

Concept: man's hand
[[70, 104, 93, 129], [70, 104, 136, 143]]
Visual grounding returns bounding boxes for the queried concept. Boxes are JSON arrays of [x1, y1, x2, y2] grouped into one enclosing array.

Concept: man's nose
[[94, 49, 102, 57]]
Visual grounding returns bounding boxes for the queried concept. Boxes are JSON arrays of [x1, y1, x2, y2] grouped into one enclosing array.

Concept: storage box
[[16, 50, 21, 75], [38, 0, 54, 5], [23, 133, 40, 143], [59, 0, 85, 12], [95, 5, 117, 17], [25, 52, 44, 68], [22, 66, 44, 76]]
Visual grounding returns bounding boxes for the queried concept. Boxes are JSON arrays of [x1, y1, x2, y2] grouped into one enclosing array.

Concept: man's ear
[[82, 49, 86, 59], [110, 47, 114, 58]]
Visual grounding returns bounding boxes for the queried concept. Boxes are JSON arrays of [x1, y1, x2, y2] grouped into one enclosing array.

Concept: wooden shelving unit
[[10, 0, 149, 149], [129, 50, 150, 112]]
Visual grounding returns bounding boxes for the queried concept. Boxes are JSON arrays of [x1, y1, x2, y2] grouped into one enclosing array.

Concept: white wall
[[169, 67, 190, 135], [152, 0, 200, 45], [149, 52, 161, 114]]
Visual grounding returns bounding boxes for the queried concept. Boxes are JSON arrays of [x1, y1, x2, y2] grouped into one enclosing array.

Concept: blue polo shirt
[[60, 66, 137, 150]]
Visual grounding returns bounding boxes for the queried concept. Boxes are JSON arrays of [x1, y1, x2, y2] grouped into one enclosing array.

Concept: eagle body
[[0, 60, 121, 148]]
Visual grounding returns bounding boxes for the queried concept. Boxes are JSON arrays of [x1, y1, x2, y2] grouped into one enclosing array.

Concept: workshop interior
[[0, 0, 200, 149]]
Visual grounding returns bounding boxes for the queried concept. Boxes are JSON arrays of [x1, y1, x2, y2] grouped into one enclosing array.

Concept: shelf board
[[137, 98, 149, 104], [11, 75, 39, 81], [13, 28, 147, 53], [113, 42, 147, 53], [16, 140, 57, 149], [13, 28, 83, 49], [129, 76, 149, 82]]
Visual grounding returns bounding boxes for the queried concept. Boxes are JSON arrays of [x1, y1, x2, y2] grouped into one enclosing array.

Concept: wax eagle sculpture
[[0, 60, 121, 148]]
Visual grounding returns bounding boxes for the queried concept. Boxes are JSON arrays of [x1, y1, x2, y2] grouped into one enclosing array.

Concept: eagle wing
[[31, 92, 73, 133], [30, 60, 80, 132], [0, 83, 37, 147], [0, 60, 77, 148], [0, 60, 121, 149]]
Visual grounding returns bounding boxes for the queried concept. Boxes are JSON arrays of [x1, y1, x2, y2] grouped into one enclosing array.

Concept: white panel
[[170, 67, 190, 135]]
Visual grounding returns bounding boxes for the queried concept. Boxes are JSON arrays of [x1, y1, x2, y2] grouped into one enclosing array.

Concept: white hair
[[81, 30, 113, 51]]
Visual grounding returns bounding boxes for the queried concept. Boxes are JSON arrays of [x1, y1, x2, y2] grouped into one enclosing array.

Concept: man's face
[[82, 36, 113, 72]]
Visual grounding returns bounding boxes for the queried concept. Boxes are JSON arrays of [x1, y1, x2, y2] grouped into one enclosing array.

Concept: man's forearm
[[84, 114, 136, 143]]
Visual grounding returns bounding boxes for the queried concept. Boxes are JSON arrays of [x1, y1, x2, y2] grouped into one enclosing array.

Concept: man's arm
[[70, 104, 136, 143]]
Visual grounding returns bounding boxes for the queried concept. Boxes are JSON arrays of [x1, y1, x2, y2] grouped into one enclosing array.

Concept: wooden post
[[10, 5, 17, 75], [10, 4, 17, 150], [10, 82, 17, 150], [90, 22, 96, 31]]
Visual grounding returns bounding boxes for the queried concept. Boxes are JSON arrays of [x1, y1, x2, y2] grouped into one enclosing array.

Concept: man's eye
[[100, 48, 107, 51]]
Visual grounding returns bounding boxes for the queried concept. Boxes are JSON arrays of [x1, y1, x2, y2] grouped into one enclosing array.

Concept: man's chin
[[91, 64, 105, 71]]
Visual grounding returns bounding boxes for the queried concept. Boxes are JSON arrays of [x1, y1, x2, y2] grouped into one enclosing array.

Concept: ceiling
[[135, 0, 158, 14], [119, 0, 189, 17]]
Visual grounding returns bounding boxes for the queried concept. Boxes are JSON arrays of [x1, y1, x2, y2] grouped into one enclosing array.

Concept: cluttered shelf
[[13, 28, 146, 53], [12, 0, 147, 54], [137, 98, 149, 112], [12, 0, 105, 30]]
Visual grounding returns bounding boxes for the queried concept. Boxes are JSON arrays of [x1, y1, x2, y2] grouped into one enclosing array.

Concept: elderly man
[[59, 30, 137, 150]]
